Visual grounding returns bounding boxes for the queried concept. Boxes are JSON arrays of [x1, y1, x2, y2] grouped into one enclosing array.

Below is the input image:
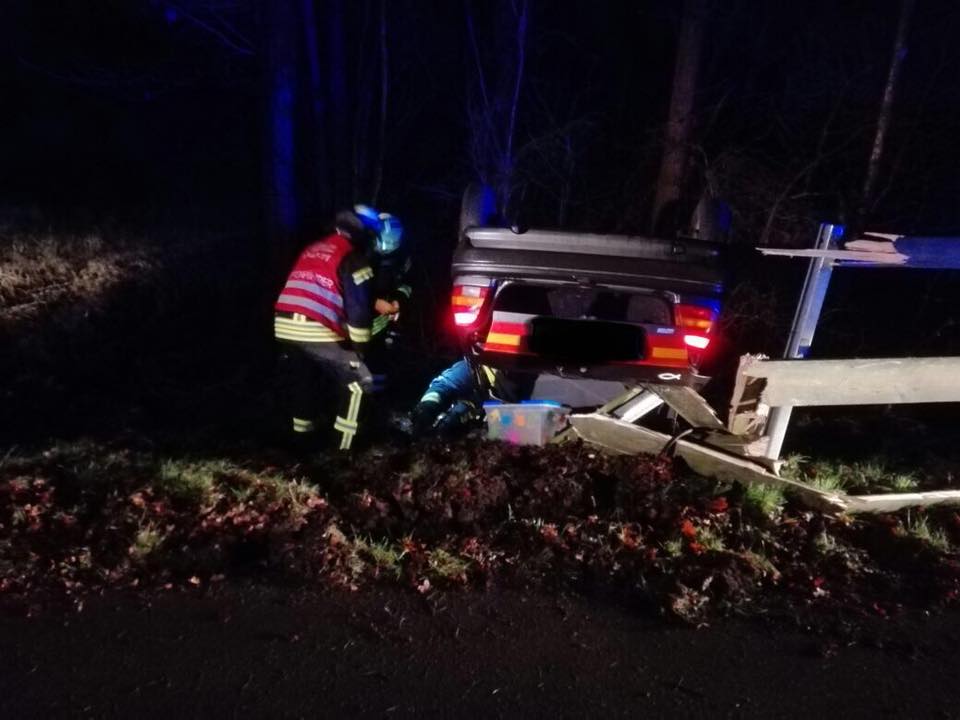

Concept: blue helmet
[[377, 212, 404, 255], [353, 204, 384, 236]]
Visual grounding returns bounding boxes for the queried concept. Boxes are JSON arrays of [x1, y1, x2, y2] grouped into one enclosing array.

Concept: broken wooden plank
[[843, 237, 903, 253], [596, 386, 644, 416], [646, 384, 726, 431], [614, 390, 664, 423], [570, 413, 846, 513], [570, 413, 960, 515], [846, 235, 960, 269], [758, 247, 907, 264], [696, 429, 775, 467], [727, 354, 770, 437], [762, 235, 960, 269], [735, 356, 960, 407], [550, 386, 643, 444], [844, 490, 960, 514]]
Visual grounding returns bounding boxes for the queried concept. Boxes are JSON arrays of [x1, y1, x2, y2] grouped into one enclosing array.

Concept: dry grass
[[906, 514, 951, 553], [0, 217, 258, 393], [130, 523, 168, 563], [353, 538, 404, 579], [0, 214, 248, 331], [157, 459, 223, 505], [0, 229, 160, 326], [427, 548, 471, 582]]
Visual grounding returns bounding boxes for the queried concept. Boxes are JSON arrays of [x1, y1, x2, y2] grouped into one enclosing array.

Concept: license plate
[[527, 318, 645, 363]]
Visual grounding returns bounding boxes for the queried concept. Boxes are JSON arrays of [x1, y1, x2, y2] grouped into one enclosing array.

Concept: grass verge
[[2, 439, 959, 628]]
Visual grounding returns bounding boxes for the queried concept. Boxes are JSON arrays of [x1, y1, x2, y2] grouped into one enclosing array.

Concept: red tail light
[[483, 312, 532, 353], [675, 303, 718, 351], [451, 281, 490, 327], [683, 334, 711, 349]]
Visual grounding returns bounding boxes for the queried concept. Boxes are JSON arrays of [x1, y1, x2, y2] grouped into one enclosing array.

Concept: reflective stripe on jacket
[[274, 233, 373, 349], [372, 313, 392, 336], [274, 313, 344, 343]]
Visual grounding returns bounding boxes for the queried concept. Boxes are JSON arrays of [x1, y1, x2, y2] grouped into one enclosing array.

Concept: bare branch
[[463, 1, 491, 117], [503, 0, 529, 185], [858, 0, 915, 222], [167, 2, 255, 56]]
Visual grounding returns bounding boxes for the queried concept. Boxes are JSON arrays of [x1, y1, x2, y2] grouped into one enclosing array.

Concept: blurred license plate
[[527, 318, 645, 363]]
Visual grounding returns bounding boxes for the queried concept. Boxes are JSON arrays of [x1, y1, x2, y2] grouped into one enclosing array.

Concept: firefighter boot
[[287, 417, 322, 458]]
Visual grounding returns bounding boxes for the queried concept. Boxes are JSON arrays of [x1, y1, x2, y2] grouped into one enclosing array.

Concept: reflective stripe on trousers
[[335, 381, 364, 450], [292, 417, 316, 433]]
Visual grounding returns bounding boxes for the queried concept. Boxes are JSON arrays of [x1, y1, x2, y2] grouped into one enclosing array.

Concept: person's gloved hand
[[436, 400, 482, 437], [410, 400, 443, 435]]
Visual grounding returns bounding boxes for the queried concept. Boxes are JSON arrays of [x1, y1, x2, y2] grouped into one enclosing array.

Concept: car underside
[[450, 225, 727, 390]]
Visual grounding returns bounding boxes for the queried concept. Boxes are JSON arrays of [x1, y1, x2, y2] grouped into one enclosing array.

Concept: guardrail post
[[764, 222, 844, 459]]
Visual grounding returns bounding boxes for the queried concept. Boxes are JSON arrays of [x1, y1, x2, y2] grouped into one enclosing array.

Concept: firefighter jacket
[[274, 232, 374, 353], [371, 250, 413, 337], [419, 359, 534, 407]]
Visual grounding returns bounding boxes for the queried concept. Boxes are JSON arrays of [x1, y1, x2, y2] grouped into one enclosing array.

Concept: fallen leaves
[[2, 439, 959, 627], [708, 497, 729, 514], [669, 584, 710, 625]]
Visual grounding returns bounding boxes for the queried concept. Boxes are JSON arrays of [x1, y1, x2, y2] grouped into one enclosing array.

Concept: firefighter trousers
[[277, 340, 374, 451]]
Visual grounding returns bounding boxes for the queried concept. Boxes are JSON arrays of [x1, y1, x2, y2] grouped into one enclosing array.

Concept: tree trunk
[[650, 0, 707, 236], [463, 0, 529, 219], [301, 0, 330, 219], [352, 0, 375, 202], [326, 0, 352, 209], [370, 0, 389, 205], [858, 0, 915, 226], [263, 0, 300, 275]]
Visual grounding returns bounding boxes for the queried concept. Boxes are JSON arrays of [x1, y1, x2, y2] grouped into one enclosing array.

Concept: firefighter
[[362, 208, 413, 395], [410, 359, 535, 436], [274, 209, 378, 451]]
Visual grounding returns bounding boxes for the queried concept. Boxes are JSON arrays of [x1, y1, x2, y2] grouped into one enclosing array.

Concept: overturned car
[[449, 189, 728, 403]]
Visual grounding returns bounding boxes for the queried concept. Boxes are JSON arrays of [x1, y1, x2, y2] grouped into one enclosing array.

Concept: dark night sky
[[5, 0, 960, 237]]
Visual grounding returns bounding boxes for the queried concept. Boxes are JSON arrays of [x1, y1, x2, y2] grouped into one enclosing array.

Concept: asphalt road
[[3, 584, 960, 719]]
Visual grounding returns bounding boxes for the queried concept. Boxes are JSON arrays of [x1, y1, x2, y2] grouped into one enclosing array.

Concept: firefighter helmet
[[376, 212, 404, 255], [335, 209, 376, 246], [353, 204, 384, 234]]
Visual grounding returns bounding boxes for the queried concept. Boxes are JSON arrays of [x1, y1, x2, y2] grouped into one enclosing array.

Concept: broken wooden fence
[[569, 377, 960, 515]]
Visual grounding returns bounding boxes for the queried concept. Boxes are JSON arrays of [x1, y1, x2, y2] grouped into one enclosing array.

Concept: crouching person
[[274, 209, 377, 452], [411, 359, 535, 436]]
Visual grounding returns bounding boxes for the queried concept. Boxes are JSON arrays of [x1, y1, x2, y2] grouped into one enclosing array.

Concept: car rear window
[[493, 284, 671, 325]]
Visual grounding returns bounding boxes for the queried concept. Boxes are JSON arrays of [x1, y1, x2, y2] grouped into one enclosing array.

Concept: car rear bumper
[[475, 349, 709, 387]]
